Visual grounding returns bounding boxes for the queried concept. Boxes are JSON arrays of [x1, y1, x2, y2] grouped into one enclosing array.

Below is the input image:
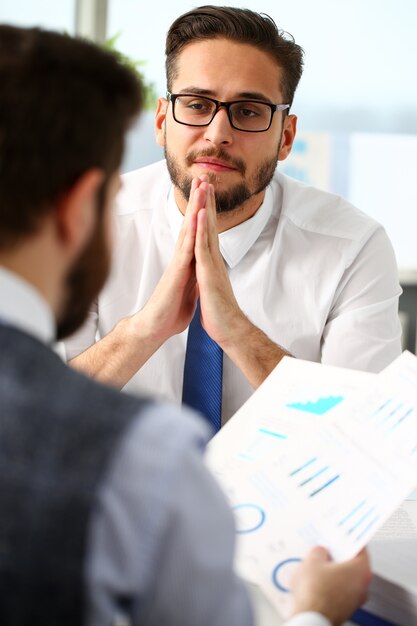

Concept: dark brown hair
[[166, 5, 304, 107], [0, 25, 143, 248]]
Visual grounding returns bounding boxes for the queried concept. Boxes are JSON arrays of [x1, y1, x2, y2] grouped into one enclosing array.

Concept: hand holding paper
[[207, 352, 417, 618]]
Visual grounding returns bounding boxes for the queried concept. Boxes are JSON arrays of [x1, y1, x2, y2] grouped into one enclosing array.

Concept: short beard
[[165, 145, 279, 214], [56, 205, 110, 340]]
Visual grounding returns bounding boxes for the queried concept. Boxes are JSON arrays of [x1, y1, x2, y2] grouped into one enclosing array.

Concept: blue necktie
[[182, 300, 223, 432]]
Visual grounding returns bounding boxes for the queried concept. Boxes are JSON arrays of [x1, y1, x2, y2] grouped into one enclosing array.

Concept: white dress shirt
[[65, 160, 402, 423], [0, 266, 333, 626]]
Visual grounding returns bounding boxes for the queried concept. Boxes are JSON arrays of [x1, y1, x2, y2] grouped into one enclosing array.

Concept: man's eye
[[183, 99, 211, 113], [237, 107, 260, 118]]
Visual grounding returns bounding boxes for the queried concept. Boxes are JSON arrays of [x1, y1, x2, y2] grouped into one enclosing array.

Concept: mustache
[[185, 148, 246, 176]]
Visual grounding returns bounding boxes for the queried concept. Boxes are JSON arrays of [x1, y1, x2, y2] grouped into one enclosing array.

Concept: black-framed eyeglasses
[[166, 92, 290, 133]]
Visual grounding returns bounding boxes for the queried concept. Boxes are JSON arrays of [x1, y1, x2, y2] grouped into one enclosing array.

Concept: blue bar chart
[[289, 456, 340, 497], [286, 395, 344, 415]]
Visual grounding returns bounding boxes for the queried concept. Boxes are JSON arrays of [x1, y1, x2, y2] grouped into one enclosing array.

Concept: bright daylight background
[[2, 0, 417, 346]]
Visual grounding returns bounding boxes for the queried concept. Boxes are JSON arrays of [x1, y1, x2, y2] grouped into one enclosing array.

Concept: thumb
[[305, 546, 331, 564]]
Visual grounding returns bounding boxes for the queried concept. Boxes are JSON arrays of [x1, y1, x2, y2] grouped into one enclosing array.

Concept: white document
[[207, 352, 417, 618], [362, 499, 417, 625], [371, 500, 417, 587]]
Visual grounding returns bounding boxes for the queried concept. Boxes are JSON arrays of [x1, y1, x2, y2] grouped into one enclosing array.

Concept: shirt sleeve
[[85, 403, 254, 626], [283, 613, 331, 626], [321, 227, 402, 372]]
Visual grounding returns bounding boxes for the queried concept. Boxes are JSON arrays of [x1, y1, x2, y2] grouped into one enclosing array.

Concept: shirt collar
[[166, 184, 274, 269], [0, 266, 55, 344], [167, 185, 184, 241]]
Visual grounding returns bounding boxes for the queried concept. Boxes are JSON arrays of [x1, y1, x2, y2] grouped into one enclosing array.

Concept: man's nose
[[202, 106, 234, 145]]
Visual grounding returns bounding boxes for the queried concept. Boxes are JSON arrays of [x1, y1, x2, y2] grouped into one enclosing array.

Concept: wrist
[[216, 308, 252, 352], [116, 313, 164, 354]]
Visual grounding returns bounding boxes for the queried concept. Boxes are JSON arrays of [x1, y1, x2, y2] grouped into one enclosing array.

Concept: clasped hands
[[137, 176, 243, 350]]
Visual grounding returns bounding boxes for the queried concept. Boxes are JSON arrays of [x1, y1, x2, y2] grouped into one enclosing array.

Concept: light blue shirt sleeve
[[84, 402, 334, 626], [284, 613, 331, 626], [85, 403, 254, 626]]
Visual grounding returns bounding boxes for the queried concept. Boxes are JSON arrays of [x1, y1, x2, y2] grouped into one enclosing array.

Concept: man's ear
[[55, 168, 104, 258], [278, 114, 297, 162], [155, 97, 168, 147]]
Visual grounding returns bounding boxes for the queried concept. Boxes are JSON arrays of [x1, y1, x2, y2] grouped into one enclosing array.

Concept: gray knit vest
[[0, 324, 150, 626]]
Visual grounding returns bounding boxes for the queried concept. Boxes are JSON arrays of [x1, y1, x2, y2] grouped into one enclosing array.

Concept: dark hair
[[166, 5, 304, 107], [0, 25, 143, 248]]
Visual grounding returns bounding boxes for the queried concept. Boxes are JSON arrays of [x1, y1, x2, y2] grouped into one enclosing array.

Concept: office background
[[2, 0, 417, 350]]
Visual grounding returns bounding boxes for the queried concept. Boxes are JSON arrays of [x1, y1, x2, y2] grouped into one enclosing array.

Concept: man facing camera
[[65, 5, 402, 432], [0, 24, 370, 626]]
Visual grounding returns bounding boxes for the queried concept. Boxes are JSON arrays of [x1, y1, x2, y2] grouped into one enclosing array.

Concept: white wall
[[108, 0, 417, 134], [0, 0, 76, 32], [107, 0, 417, 273], [2, 1, 416, 270]]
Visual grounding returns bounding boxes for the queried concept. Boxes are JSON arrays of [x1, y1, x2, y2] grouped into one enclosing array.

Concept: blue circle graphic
[[233, 503, 266, 534], [272, 558, 302, 592]]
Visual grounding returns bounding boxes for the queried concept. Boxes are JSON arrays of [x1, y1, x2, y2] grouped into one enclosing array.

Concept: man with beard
[[65, 5, 402, 431], [0, 23, 371, 626]]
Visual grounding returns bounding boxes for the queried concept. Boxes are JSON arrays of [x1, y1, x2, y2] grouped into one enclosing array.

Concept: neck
[[0, 233, 65, 319]]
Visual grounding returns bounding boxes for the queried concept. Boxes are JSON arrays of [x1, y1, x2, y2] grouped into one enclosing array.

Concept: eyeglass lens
[[173, 95, 272, 131]]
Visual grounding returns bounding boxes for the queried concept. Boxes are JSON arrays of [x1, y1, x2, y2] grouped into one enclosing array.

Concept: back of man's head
[[0, 25, 143, 250], [165, 5, 304, 107]]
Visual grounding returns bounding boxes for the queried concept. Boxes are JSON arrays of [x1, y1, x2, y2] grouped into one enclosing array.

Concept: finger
[[188, 176, 198, 204], [191, 183, 208, 215], [206, 183, 216, 219], [206, 184, 219, 250], [183, 177, 199, 220], [348, 549, 372, 583], [195, 208, 209, 259], [176, 179, 197, 247], [179, 209, 198, 261], [356, 548, 369, 560], [189, 182, 209, 239], [182, 178, 206, 227], [177, 180, 207, 249], [305, 546, 331, 563]]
